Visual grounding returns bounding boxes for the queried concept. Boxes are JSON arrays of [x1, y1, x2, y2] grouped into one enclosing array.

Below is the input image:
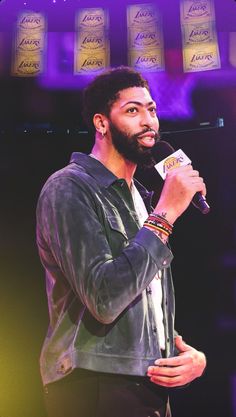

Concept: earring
[[96, 129, 105, 138]]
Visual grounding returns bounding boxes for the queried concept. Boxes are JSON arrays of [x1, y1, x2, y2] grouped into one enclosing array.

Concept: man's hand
[[154, 165, 207, 225], [147, 335, 207, 388]]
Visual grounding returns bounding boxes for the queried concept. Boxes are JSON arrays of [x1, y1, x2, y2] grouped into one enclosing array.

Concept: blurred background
[[0, 0, 235, 416]]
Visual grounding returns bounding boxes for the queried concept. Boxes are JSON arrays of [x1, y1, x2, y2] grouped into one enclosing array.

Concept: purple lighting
[[145, 72, 196, 120], [33, 0, 235, 122], [38, 31, 198, 120], [231, 375, 236, 417]]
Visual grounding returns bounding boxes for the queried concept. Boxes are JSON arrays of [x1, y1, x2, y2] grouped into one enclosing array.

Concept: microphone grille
[[152, 140, 175, 163]]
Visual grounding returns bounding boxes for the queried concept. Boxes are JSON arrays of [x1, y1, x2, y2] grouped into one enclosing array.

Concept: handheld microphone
[[153, 140, 210, 215]]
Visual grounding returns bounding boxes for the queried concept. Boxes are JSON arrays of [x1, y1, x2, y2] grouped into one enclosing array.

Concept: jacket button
[[153, 327, 157, 333]]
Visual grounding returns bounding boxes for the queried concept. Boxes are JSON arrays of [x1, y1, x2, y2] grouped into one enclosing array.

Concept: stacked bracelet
[[143, 213, 173, 237]]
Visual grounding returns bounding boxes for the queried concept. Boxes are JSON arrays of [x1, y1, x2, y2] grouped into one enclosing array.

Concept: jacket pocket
[[106, 213, 128, 240]]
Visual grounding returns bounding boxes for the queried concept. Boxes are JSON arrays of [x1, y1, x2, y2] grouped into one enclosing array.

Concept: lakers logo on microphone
[[155, 149, 192, 180], [163, 156, 183, 174]]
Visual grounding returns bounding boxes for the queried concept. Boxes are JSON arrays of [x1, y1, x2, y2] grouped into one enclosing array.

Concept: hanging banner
[[229, 32, 236, 68], [74, 8, 110, 74], [183, 44, 220, 72], [127, 3, 165, 72], [180, 0, 221, 72], [12, 11, 47, 76], [180, 0, 215, 22], [182, 21, 216, 45]]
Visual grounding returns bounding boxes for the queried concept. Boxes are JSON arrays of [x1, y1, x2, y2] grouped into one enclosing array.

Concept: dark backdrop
[[0, 119, 235, 417], [0, 0, 236, 416]]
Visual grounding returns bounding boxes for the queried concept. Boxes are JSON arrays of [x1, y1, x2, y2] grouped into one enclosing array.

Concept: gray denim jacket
[[36, 152, 176, 386]]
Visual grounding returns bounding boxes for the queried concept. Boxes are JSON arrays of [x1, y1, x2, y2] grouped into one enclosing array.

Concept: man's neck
[[91, 144, 136, 188]]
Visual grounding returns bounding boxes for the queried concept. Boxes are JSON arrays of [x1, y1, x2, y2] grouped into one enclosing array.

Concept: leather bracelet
[[148, 213, 173, 233], [143, 221, 170, 237], [144, 214, 173, 237]]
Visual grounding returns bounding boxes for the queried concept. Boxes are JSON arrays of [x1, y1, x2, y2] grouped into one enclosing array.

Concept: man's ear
[[93, 114, 108, 136]]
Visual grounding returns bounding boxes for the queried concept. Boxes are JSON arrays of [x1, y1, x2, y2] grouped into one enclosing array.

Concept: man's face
[[107, 86, 160, 167]]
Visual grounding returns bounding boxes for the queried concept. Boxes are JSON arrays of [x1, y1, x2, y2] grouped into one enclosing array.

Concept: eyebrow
[[120, 100, 156, 108]]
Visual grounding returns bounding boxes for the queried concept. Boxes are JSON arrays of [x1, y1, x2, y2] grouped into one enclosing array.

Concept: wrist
[[144, 224, 169, 244], [143, 213, 173, 244], [152, 206, 178, 225]]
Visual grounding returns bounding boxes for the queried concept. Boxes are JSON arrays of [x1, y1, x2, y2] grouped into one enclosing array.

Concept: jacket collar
[[69, 152, 154, 211], [69, 152, 118, 188]]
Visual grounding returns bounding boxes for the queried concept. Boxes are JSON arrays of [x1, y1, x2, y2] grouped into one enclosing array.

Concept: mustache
[[134, 128, 161, 142]]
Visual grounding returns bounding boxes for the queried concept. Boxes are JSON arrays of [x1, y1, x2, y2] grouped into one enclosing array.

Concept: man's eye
[[149, 107, 157, 114], [127, 107, 138, 113]]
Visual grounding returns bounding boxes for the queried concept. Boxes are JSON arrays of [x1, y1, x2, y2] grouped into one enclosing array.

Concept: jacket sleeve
[[36, 174, 173, 324]]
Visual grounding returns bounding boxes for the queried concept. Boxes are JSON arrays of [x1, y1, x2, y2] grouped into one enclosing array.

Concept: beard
[[109, 120, 160, 169]]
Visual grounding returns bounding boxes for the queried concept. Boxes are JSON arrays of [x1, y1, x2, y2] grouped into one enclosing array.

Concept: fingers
[[147, 348, 207, 388], [168, 166, 204, 185], [174, 335, 192, 351], [166, 165, 207, 199], [154, 354, 194, 370], [147, 363, 189, 387], [155, 164, 207, 224], [147, 365, 188, 387]]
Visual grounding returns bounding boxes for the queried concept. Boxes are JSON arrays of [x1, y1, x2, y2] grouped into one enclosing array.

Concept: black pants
[[44, 368, 171, 417]]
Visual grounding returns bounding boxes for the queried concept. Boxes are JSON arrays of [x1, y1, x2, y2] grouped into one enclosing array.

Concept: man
[[36, 66, 206, 417]]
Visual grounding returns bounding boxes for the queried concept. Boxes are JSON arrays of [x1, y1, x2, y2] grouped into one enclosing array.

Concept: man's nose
[[141, 111, 158, 128]]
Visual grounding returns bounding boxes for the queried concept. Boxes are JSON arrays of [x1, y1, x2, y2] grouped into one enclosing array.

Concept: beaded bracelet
[[143, 221, 170, 237], [149, 213, 173, 232], [143, 213, 173, 237], [147, 218, 172, 234]]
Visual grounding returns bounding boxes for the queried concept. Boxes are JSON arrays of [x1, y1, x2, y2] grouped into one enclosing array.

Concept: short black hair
[[82, 66, 150, 134]]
